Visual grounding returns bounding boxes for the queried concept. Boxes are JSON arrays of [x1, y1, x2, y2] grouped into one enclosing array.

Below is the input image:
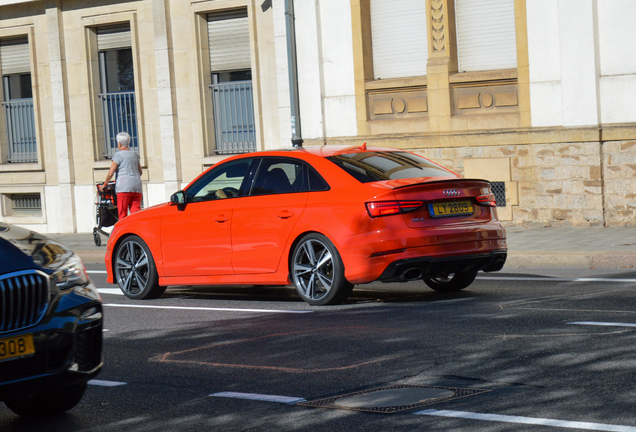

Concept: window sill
[[365, 76, 427, 91], [449, 69, 517, 84], [0, 162, 43, 172]]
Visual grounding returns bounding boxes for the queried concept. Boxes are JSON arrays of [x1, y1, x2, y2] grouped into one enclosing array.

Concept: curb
[[506, 251, 636, 269]]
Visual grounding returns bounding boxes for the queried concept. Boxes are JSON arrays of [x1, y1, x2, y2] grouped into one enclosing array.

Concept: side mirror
[[170, 191, 187, 211]]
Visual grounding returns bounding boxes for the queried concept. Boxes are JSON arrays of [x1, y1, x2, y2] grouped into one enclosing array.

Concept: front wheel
[[4, 383, 87, 417], [114, 235, 165, 299], [290, 233, 353, 305], [423, 270, 478, 293]]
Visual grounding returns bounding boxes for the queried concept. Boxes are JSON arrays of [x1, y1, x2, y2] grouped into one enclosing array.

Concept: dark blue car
[[0, 222, 103, 417]]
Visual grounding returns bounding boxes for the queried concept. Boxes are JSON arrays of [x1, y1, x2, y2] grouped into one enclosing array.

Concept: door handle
[[278, 211, 294, 219], [214, 214, 229, 223]]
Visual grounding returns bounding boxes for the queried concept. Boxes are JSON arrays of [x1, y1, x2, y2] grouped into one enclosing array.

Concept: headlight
[[52, 254, 89, 291]]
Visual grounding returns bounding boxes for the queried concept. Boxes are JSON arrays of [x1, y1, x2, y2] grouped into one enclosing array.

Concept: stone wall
[[415, 141, 608, 227], [603, 140, 636, 226]]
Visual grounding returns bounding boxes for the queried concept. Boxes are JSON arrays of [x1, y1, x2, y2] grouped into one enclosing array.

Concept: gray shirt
[[112, 150, 142, 193]]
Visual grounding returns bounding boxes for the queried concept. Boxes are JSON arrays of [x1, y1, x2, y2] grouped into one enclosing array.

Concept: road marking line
[[103, 303, 312, 314], [415, 409, 636, 431], [87, 270, 107, 274], [567, 321, 636, 328], [478, 276, 636, 283], [88, 380, 127, 387], [210, 392, 306, 404], [98, 288, 124, 295]]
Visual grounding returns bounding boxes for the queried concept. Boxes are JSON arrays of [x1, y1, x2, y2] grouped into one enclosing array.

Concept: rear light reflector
[[476, 194, 497, 207], [365, 201, 423, 217]]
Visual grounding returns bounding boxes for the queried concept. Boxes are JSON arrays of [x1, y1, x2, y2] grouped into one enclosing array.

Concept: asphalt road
[[2, 264, 636, 431]]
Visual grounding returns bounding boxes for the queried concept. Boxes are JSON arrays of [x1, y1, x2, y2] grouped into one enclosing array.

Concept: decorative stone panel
[[452, 83, 519, 115], [367, 88, 428, 121], [430, 0, 446, 53]]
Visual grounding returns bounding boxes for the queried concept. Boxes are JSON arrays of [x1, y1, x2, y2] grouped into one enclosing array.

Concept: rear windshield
[[327, 151, 454, 183]]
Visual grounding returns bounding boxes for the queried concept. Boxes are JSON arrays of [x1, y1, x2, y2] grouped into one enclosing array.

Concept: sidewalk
[[47, 226, 636, 269]]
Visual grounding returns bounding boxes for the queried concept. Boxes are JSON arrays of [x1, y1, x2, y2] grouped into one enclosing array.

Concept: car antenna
[[359, 142, 367, 151]]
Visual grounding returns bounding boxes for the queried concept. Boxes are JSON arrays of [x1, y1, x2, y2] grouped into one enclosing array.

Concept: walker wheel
[[93, 231, 101, 247]]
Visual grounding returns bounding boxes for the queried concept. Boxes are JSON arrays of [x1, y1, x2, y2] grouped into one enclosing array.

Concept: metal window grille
[[491, 181, 506, 207], [209, 81, 256, 154], [98, 91, 138, 157], [11, 193, 41, 213], [1, 99, 37, 163]]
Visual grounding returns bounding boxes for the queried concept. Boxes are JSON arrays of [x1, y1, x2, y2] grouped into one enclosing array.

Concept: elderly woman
[[100, 132, 143, 220]]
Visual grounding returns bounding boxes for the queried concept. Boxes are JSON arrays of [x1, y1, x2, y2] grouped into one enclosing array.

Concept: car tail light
[[476, 194, 497, 207], [365, 201, 423, 217]]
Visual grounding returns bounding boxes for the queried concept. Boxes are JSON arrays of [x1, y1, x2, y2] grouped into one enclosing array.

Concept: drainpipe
[[284, 0, 303, 148]]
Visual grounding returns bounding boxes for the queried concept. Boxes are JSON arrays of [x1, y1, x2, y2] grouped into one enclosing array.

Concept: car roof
[[259, 144, 403, 158]]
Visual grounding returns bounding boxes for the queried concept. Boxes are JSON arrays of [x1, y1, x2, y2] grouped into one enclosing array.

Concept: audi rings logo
[[443, 188, 461, 197]]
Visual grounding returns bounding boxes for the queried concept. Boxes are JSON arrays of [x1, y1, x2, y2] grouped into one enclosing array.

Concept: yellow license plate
[[428, 200, 474, 218], [0, 334, 35, 362]]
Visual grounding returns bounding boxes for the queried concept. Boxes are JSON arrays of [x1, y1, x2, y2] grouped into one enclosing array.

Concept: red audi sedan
[[105, 145, 506, 305]]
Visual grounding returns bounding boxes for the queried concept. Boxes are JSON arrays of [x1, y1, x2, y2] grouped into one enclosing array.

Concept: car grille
[[0, 270, 50, 333]]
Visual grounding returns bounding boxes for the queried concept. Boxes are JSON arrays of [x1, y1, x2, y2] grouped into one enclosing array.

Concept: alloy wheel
[[116, 239, 150, 296], [293, 238, 334, 302]]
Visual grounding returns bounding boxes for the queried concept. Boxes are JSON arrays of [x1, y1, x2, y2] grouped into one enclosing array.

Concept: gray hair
[[116, 132, 131, 148]]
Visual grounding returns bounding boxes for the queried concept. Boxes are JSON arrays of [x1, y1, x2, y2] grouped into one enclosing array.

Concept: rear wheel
[[115, 235, 165, 299], [291, 233, 353, 305], [4, 383, 87, 418], [423, 270, 478, 292]]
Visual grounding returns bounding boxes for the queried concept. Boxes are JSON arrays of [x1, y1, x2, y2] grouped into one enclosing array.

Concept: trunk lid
[[389, 178, 496, 227]]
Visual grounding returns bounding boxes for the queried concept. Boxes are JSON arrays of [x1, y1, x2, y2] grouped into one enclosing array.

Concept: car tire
[[423, 270, 478, 292], [290, 233, 353, 305], [114, 235, 166, 299], [4, 383, 87, 418]]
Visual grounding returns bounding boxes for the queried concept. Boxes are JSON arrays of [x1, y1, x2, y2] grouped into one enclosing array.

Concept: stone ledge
[[506, 251, 636, 269]]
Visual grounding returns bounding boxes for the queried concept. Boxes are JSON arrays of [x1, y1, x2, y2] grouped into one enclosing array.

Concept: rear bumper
[[376, 249, 507, 283]]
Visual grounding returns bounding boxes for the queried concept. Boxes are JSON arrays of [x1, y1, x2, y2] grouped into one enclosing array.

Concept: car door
[[160, 158, 254, 277], [231, 157, 309, 274]]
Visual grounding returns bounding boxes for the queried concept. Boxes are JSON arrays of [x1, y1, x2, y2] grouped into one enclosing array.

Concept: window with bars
[[491, 181, 506, 207], [10, 193, 41, 214], [1, 37, 37, 164]]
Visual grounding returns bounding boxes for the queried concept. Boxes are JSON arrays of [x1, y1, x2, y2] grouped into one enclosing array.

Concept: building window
[[96, 24, 138, 158], [9, 193, 41, 215], [207, 10, 256, 154], [370, 0, 428, 80], [366, 0, 517, 80], [0, 37, 37, 164], [455, 0, 517, 72]]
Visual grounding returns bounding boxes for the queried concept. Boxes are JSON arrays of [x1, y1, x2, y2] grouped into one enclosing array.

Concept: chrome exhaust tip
[[401, 267, 423, 281]]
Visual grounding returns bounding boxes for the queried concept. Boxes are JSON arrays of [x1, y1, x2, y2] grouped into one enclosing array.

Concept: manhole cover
[[297, 384, 490, 414], [336, 387, 454, 408]]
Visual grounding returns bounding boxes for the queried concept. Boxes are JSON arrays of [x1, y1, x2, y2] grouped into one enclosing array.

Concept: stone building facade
[[0, 0, 635, 233]]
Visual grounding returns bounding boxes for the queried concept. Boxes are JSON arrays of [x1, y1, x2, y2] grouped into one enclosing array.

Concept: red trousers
[[117, 192, 142, 220]]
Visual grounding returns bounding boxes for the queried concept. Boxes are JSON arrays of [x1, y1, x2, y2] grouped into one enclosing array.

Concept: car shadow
[[154, 282, 482, 306]]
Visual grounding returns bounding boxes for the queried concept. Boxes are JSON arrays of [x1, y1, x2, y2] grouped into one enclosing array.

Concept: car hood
[[0, 222, 74, 275]]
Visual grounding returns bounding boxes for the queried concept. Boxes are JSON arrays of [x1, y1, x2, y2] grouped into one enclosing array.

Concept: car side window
[[307, 166, 329, 191], [246, 158, 330, 196], [250, 160, 299, 196], [186, 159, 251, 203]]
